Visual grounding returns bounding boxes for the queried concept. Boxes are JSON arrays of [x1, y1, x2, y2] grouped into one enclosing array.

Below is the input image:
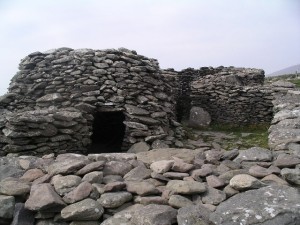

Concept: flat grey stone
[[61, 198, 104, 221], [82, 171, 103, 184], [131, 204, 177, 225], [166, 180, 206, 194], [229, 174, 265, 191], [177, 204, 213, 225], [210, 185, 300, 225], [126, 181, 158, 196], [0, 195, 15, 219], [47, 154, 89, 175], [281, 168, 300, 185], [103, 161, 133, 176], [63, 181, 93, 204], [98, 192, 132, 208], [25, 183, 66, 212], [123, 165, 151, 181], [168, 194, 194, 208], [201, 187, 227, 205], [234, 147, 273, 163], [52, 175, 81, 196], [0, 178, 30, 196]]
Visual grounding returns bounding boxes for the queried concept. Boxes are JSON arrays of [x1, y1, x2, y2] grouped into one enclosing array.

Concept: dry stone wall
[[190, 67, 274, 124], [269, 86, 300, 151], [0, 48, 181, 156]]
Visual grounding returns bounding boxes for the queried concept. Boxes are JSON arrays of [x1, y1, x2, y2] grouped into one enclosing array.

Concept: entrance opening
[[88, 111, 126, 153]]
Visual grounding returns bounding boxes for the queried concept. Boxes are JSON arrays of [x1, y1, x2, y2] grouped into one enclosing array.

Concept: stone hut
[[177, 67, 274, 124], [0, 48, 181, 156]]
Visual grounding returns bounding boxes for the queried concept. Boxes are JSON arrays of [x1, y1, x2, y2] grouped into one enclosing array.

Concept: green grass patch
[[187, 123, 270, 150], [289, 79, 300, 88]]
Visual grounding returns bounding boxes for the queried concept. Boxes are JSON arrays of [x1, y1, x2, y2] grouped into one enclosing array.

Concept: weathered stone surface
[[0, 195, 15, 219], [63, 181, 93, 204], [281, 168, 300, 185], [206, 175, 225, 188], [0, 164, 24, 181], [88, 153, 136, 162], [150, 160, 174, 174], [127, 142, 150, 153], [171, 157, 194, 172], [47, 154, 88, 175], [234, 147, 273, 162], [82, 171, 103, 184], [229, 174, 265, 191], [134, 196, 168, 205], [166, 180, 206, 194], [189, 106, 211, 127], [131, 204, 177, 225], [210, 185, 300, 225], [248, 165, 272, 178], [218, 169, 248, 184], [25, 183, 66, 212], [137, 148, 203, 165], [261, 174, 289, 185], [11, 203, 35, 225], [168, 194, 194, 208], [75, 161, 105, 176], [0, 178, 30, 196], [201, 187, 227, 205], [52, 175, 81, 196], [20, 168, 45, 182], [98, 192, 132, 208], [177, 204, 213, 225], [103, 161, 133, 176], [70, 222, 100, 225], [273, 153, 300, 168], [126, 181, 158, 196], [223, 184, 239, 198], [163, 172, 189, 179], [61, 198, 104, 220], [104, 181, 126, 192], [100, 204, 142, 225], [123, 165, 151, 181]]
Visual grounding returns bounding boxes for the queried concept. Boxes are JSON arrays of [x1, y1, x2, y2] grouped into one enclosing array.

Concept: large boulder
[[189, 106, 211, 128], [210, 185, 300, 225]]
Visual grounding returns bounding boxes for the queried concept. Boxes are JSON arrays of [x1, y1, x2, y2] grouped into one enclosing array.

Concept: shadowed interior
[[88, 111, 126, 153]]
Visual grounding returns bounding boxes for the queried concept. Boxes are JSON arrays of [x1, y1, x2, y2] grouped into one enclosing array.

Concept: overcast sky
[[0, 0, 299, 95]]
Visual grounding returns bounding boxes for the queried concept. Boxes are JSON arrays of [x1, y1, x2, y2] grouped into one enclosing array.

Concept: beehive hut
[[0, 48, 181, 156]]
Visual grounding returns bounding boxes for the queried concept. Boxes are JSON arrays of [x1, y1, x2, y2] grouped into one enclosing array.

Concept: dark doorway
[[88, 111, 126, 153]]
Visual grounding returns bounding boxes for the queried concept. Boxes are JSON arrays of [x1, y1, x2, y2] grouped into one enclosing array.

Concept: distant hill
[[268, 64, 300, 76]]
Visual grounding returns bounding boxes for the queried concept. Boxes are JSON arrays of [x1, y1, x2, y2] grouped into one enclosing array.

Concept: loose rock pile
[[0, 147, 299, 225]]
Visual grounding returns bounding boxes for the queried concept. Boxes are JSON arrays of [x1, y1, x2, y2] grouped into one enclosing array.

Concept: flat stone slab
[[166, 180, 206, 194], [210, 185, 300, 225], [234, 147, 273, 162], [61, 198, 104, 221], [25, 183, 66, 212], [131, 204, 177, 225], [137, 148, 204, 165]]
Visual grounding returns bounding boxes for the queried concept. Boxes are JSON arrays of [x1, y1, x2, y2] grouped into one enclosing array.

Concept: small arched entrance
[[88, 111, 126, 153]]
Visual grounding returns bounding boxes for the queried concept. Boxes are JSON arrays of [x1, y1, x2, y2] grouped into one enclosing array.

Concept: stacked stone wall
[[181, 67, 273, 124], [0, 48, 181, 156]]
